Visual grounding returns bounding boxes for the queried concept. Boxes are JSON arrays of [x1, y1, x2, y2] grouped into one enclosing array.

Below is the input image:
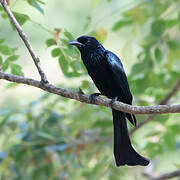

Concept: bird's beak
[[69, 40, 84, 47]]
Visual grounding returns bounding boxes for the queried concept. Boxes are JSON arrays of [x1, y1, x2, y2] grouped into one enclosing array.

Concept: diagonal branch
[[1, 71, 180, 115], [150, 170, 180, 180], [144, 169, 180, 180], [0, 0, 48, 83], [130, 76, 180, 134], [159, 76, 180, 105], [142, 158, 180, 180], [143, 167, 180, 180]]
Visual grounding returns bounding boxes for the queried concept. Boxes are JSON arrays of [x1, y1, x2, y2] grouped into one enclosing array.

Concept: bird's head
[[69, 35, 104, 54]]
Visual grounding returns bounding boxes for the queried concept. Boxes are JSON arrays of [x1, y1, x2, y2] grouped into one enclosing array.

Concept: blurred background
[[0, 0, 180, 179]]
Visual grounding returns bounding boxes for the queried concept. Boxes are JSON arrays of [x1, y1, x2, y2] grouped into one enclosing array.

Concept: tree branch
[[0, 0, 48, 83], [1, 0, 180, 125], [1, 71, 180, 115], [143, 167, 180, 180], [130, 76, 180, 134], [150, 170, 180, 180], [142, 158, 180, 180], [144, 170, 180, 180], [160, 76, 180, 105]]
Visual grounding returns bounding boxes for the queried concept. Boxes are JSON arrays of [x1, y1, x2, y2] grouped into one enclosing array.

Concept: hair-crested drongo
[[69, 36, 149, 166]]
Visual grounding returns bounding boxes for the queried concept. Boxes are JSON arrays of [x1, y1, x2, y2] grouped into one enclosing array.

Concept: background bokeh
[[0, 0, 180, 179]]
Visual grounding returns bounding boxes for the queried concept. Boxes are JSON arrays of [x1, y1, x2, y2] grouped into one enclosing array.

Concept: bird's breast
[[82, 56, 117, 98]]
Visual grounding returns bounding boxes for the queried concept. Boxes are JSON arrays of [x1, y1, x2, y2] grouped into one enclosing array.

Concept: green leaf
[[58, 54, 68, 75], [36, 131, 55, 140], [45, 39, 55, 47], [13, 12, 30, 26], [0, 39, 4, 43], [0, 56, 2, 66], [70, 60, 81, 71], [27, 0, 44, 14], [36, 0, 45, 4], [51, 48, 61, 57], [112, 18, 133, 31], [64, 30, 74, 40], [2, 60, 9, 72], [165, 19, 179, 28], [61, 38, 69, 46], [151, 20, 166, 37], [6, 83, 18, 89], [0, 45, 12, 55], [154, 48, 162, 61], [6, 55, 20, 62], [11, 47, 18, 53], [168, 40, 180, 50], [81, 80, 90, 89], [1, 13, 8, 19], [10, 64, 24, 76]]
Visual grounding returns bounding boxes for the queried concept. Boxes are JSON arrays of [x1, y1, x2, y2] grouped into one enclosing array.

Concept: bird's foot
[[89, 93, 101, 103], [109, 96, 118, 108]]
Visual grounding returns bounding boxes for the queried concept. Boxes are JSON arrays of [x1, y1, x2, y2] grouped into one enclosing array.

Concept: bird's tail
[[112, 109, 149, 166]]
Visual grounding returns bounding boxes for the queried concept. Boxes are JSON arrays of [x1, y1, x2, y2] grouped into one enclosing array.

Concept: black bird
[[69, 36, 149, 166]]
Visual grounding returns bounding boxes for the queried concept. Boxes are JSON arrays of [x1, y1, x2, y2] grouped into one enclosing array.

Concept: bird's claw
[[109, 96, 118, 108], [89, 93, 101, 103]]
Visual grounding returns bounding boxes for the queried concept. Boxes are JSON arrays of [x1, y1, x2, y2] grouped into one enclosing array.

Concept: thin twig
[[1, 71, 180, 115], [160, 76, 180, 105], [143, 170, 180, 180], [143, 158, 180, 180], [0, 0, 48, 83], [130, 76, 180, 135], [153, 170, 180, 180], [29, 19, 54, 35]]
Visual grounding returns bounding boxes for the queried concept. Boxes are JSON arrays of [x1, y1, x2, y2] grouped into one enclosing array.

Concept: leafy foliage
[[26, 0, 45, 14], [45, 30, 86, 78], [13, 12, 30, 26], [0, 0, 180, 179], [0, 39, 24, 76]]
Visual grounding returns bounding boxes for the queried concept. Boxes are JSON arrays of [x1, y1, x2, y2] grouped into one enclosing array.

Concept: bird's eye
[[77, 38, 89, 45]]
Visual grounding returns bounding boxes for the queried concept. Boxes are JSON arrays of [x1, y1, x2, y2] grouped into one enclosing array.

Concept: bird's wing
[[105, 51, 137, 126], [105, 50, 132, 104]]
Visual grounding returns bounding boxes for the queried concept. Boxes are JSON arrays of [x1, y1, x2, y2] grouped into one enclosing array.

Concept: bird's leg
[[89, 93, 102, 103], [109, 96, 118, 108]]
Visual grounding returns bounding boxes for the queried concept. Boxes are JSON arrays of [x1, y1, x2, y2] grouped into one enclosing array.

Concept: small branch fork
[[0, 0, 48, 83], [130, 76, 180, 134]]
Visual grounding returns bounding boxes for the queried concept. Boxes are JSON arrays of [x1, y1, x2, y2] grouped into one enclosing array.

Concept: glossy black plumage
[[69, 36, 149, 166]]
